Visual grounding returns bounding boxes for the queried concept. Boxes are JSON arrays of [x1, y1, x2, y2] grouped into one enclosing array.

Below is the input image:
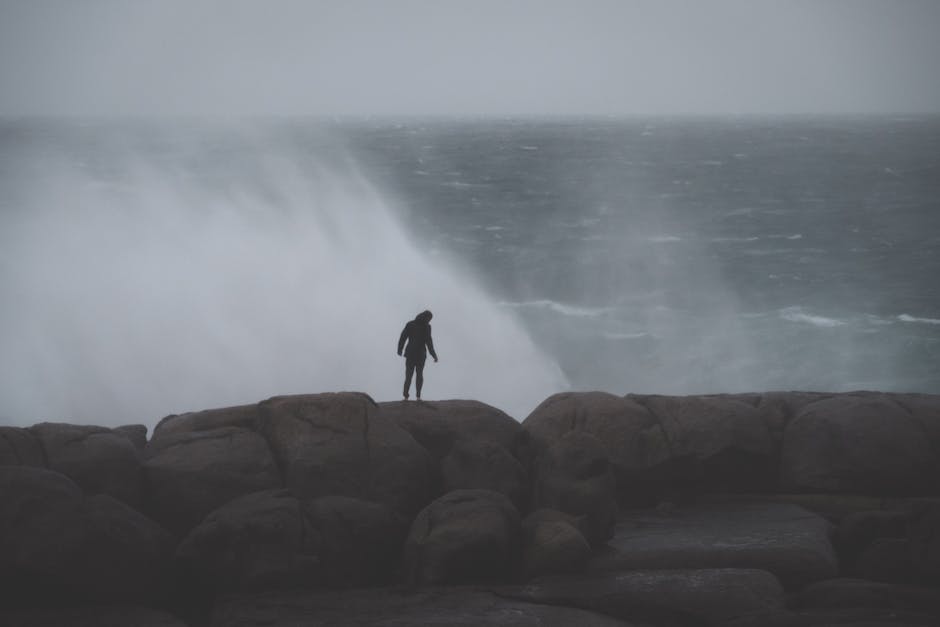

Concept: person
[[397, 310, 438, 400]]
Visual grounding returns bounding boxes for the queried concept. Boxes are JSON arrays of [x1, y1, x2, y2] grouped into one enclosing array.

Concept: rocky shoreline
[[2, 390, 939, 626]]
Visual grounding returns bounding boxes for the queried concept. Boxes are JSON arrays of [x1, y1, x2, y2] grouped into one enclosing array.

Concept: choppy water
[[1, 116, 938, 425]]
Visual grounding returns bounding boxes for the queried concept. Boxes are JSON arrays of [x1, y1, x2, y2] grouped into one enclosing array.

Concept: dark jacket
[[398, 312, 437, 363]]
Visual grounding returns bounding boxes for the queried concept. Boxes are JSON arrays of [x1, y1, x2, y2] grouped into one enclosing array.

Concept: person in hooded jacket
[[397, 310, 438, 400]]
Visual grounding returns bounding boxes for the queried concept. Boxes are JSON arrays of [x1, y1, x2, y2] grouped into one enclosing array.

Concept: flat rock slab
[[589, 502, 837, 588], [496, 568, 785, 623], [212, 587, 641, 627], [0, 606, 186, 627]]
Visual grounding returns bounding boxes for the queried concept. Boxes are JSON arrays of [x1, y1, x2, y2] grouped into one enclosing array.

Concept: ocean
[[1, 116, 938, 425]]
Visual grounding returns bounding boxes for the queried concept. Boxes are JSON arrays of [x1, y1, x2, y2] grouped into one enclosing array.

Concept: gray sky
[[1, 0, 939, 116]]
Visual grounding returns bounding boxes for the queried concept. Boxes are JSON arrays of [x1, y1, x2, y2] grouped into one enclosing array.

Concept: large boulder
[[28, 422, 142, 508], [0, 466, 173, 607], [440, 438, 527, 509], [523, 392, 672, 505], [634, 394, 777, 492], [780, 395, 933, 495], [521, 509, 592, 578], [114, 424, 148, 451], [176, 490, 406, 594], [533, 431, 617, 547], [381, 399, 523, 456], [403, 489, 522, 585], [302, 495, 407, 587], [143, 426, 282, 536], [258, 393, 430, 517], [152, 403, 260, 441], [175, 489, 319, 592], [0, 426, 44, 466]]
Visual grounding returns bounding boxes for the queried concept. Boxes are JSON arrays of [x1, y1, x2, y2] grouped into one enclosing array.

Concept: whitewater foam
[[779, 307, 846, 328]]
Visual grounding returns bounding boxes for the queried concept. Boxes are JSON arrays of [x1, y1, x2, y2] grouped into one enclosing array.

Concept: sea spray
[[0, 121, 567, 426]]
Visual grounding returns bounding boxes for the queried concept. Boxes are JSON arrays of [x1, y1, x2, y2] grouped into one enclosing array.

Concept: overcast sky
[[1, 0, 939, 116]]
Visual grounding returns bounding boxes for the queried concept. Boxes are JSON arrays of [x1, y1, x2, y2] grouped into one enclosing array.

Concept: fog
[[1, 0, 939, 116]]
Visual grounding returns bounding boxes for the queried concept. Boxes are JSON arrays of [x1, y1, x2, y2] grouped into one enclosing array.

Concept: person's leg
[[415, 362, 425, 399], [403, 362, 415, 399]]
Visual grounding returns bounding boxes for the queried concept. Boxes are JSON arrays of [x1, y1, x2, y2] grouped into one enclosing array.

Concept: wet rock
[[588, 502, 838, 589], [522, 512, 591, 578], [176, 490, 406, 594], [381, 399, 523, 455], [635, 394, 777, 492], [175, 489, 319, 592], [143, 426, 281, 536], [440, 438, 527, 509], [302, 495, 407, 587], [794, 578, 940, 615], [908, 503, 940, 581], [499, 568, 785, 624], [211, 587, 634, 627], [0, 606, 187, 627], [114, 424, 148, 451], [0, 426, 44, 466], [259, 393, 430, 517], [29, 422, 142, 508], [780, 395, 933, 495], [835, 510, 912, 571], [0, 466, 173, 607], [152, 403, 260, 440], [523, 392, 671, 505], [403, 489, 522, 585], [534, 430, 617, 547]]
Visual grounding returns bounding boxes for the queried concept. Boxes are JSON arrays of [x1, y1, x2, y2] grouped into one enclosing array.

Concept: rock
[[403, 489, 522, 585], [588, 502, 838, 589], [258, 393, 431, 517], [0, 606, 187, 627], [635, 394, 777, 492], [0, 426, 44, 466], [0, 466, 173, 607], [114, 424, 148, 450], [523, 392, 672, 505], [302, 495, 407, 587], [175, 489, 319, 592], [794, 578, 940, 615], [835, 510, 912, 570], [440, 438, 527, 509], [754, 392, 834, 447], [152, 403, 260, 440], [909, 503, 940, 580], [177, 490, 406, 594], [380, 399, 523, 456], [780, 395, 933, 495], [726, 607, 938, 626], [499, 568, 785, 624], [533, 431, 617, 547], [522, 513, 591, 577], [853, 538, 914, 584], [143, 426, 282, 535], [211, 587, 633, 627], [28, 422, 142, 508]]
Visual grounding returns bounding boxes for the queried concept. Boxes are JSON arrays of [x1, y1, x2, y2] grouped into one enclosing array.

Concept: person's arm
[[427, 325, 438, 361], [398, 324, 409, 356]]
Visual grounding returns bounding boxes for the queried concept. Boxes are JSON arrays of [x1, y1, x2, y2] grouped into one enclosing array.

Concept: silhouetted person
[[398, 310, 438, 400]]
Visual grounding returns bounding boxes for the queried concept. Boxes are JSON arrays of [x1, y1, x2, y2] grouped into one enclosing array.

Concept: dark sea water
[[1, 117, 938, 425]]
